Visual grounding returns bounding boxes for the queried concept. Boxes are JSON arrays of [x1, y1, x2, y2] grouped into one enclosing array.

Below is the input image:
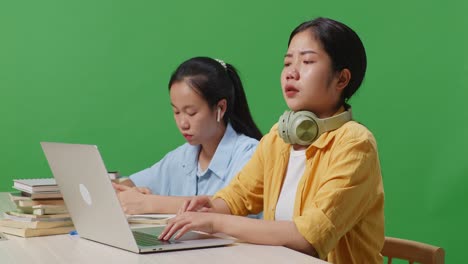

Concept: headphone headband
[[278, 109, 352, 145]]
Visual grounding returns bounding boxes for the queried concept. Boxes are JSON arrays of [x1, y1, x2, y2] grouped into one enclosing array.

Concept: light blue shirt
[[129, 123, 259, 196]]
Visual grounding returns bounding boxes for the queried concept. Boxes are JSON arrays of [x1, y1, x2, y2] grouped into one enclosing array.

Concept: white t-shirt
[[275, 147, 306, 221]]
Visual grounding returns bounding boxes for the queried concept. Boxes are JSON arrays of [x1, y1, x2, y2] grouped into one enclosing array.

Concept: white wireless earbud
[[217, 107, 221, 123]]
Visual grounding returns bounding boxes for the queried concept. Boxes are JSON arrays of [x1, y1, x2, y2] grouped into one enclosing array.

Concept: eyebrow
[[170, 103, 195, 110], [284, 50, 317, 58]]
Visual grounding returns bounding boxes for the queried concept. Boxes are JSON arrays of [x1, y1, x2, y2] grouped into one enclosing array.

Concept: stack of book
[[0, 178, 74, 237], [12, 178, 62, 200]]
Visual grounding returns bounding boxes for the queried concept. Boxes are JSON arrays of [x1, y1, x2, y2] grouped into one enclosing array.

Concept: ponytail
[[225, 64, 262, 140]]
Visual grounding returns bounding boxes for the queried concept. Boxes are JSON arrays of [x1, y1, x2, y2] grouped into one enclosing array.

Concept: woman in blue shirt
[[113, 57, 262, 214]]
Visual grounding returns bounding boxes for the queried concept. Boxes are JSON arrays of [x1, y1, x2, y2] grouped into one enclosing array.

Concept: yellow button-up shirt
[[213, 120, 384, 263]]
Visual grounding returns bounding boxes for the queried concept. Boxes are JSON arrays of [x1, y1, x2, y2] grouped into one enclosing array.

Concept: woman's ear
[[336, 68, 351, 91], [216, 99, 227, 122]]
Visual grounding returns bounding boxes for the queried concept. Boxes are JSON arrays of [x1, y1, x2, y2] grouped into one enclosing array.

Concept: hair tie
[[215, 58, 227, 70]]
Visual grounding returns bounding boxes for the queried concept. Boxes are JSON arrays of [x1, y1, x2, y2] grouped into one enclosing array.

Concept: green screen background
[[1, 1, 466, 262]]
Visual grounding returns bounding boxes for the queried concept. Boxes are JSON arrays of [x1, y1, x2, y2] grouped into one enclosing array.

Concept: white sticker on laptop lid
[[79, 183, 93, 206]]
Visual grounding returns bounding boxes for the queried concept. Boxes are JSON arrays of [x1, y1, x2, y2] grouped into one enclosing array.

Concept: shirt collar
[[307, 106, 348, 151], [183, 123, 238, 181], [206, 123, 237, 181], [183, 145, 200, 174]]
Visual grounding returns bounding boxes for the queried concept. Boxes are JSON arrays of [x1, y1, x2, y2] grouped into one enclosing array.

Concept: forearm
[[146, 196, 231, 214], [146, 195, 192, 214], [214, 215, 318, 257]]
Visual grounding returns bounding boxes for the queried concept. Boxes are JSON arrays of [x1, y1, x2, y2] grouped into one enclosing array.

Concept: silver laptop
[[40, 142, 234, 253]]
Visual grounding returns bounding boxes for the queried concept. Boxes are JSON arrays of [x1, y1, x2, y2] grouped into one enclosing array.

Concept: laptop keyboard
[[132, 231, 172, 247]]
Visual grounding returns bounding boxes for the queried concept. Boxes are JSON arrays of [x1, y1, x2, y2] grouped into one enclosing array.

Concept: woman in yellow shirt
[[160, 17, 384, 263]]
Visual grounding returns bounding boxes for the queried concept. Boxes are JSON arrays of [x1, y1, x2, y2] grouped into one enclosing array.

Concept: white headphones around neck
[[278, 109, 352, 145]]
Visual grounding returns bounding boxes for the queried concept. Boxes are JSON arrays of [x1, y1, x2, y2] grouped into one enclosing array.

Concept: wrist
[[146, 195, 159, 213], [212, 213, 225, 233]]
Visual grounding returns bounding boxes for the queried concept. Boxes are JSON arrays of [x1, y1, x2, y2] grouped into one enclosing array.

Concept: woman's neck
[[292, 144, 308, 151]]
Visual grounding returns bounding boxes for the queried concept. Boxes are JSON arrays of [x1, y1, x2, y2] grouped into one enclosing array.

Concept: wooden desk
[[0, 193, 327, 264]]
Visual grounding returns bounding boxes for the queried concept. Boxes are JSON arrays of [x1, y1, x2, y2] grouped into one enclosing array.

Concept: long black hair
[[289, 17, 367, 107], [168, 57, 262, 140]]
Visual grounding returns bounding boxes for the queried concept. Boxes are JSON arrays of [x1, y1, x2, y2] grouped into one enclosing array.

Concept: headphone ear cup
[[278, 111, 319, 145], [294, 117, 318, 144], [278, 111, 292, 144], [290, 111, 319, 145]]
